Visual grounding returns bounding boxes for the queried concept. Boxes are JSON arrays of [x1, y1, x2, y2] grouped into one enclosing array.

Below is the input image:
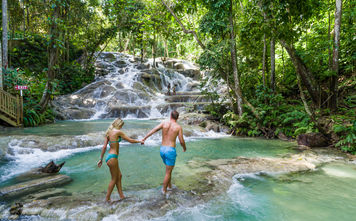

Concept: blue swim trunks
[[160, 146, 177, 166]]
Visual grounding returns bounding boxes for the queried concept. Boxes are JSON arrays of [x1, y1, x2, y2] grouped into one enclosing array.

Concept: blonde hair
[[105, 118, 124, 137]]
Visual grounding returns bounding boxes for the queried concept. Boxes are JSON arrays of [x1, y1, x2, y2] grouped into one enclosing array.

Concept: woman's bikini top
[[108, 136, 122, 145]]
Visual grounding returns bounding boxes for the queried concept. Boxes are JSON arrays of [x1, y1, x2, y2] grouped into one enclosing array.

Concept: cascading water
[[53, 52, 203, 120]]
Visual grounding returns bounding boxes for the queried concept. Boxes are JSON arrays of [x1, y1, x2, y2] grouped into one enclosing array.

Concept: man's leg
[[162, 165, 174, 193]]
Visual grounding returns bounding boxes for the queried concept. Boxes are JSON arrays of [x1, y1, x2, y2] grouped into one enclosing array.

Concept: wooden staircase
[[0, 89, 23, 127]]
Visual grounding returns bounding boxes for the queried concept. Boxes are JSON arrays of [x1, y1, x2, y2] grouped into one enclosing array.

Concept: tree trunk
[[262, 34, 266, 87], [279, 39, 319, 106], [329, 0, 342, 111], [2, 0, 8, 69], [282, 46, 285, 76], [26, 0, 30, 30], [39, 2, 59, 112], [152, 32, 156, 68], [164, 39, 169, 58], [229, 0, 243, 116], [23, 0, 26, 32], [0, 40, 2, 88], [270, 37, 275, 92]]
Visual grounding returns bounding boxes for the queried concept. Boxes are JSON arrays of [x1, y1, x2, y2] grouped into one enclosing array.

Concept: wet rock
[[206, 121, 220, 132], [137, 63, 150, 70], [0, 175, 72, 199], [140, 72, 162, 90], [174, 63, 185, 69], [114, 60, 127, 68], [278, 132, 289, 141], [99, 85, 116, 98], [180, 113, 209, 125], [10, 203, 23, 216], [61, 108, 95, 120], [106, 105, 150, 118], [164, 95, 209, 103], [176, 69, 201, 80], [100, 52, 116, 62], [41, 161, 65, 173], [28, 188, 70, 200], [297, 133, 329, 147]]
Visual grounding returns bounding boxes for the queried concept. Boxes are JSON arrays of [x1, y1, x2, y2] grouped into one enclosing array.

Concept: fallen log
[[41, 161, 65, 173]]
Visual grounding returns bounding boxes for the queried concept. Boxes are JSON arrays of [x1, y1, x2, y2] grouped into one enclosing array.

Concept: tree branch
[[161, 0, 206, 50]]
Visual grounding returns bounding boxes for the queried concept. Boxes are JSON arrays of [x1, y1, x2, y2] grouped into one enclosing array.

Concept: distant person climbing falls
[[172, 85, 176, 95], [97, 118, 144, 202], [142, 110, 187, 195], [167, 84, 171, 96]]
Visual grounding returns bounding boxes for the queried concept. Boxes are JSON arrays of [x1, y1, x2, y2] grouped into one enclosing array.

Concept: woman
[[97, 118, 143, 202]]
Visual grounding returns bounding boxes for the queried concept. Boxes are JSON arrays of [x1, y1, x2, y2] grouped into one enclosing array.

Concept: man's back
[[161, 121, 181, 148]]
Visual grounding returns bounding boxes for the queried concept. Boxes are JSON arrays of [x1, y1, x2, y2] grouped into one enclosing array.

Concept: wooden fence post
[[20, 95, 23, 125], [16, 94, 20, 125]]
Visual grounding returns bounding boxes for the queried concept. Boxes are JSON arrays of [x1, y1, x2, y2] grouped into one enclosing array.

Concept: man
[[142, 110, 186, 194]]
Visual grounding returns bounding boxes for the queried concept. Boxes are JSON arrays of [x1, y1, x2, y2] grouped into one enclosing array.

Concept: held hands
[[140, 138, 146, 145], [97, 159, 102, 168]]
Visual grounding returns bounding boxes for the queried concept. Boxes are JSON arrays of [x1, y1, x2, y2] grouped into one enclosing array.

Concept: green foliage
[[333, 120, 356, 154], [221, 85, 316, 138], [3, 68, 55, 127]]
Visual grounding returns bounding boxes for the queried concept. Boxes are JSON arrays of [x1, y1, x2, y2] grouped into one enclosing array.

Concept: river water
[[1, 119, 355, 220]]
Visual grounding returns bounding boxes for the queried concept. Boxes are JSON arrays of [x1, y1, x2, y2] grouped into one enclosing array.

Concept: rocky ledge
[[0, 174, 71, 199]]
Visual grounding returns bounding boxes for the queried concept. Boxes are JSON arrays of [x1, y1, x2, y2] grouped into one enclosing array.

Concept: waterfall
[[53, 52, 203, 120]]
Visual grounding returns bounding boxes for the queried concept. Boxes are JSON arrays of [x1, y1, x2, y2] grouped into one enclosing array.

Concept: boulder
[[297, 133, 329, 147], [114, 60, 127, 68], [205, 121, 220, 132], [278, 132, 289, 141], [65, 108, 95, 119], [106, 105, 150, 118], [137, 63, 150, 70], [174, 63, 185, 69], [100, 52, 116, 62], [0, 175, 72, 199], [10, 203, 23, 216], [165, 60, 174, 69]]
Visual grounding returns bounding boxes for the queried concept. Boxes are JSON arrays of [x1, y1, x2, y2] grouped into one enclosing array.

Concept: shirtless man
[[142, 110, 186, 194]]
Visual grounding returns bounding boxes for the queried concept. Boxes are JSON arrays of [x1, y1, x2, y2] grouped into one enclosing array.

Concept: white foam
[[0, 143, 101, 182], [323, 167, 356, 179]]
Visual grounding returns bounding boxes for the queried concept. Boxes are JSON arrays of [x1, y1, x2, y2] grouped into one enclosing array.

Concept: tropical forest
[[0, 0, 355, 220]]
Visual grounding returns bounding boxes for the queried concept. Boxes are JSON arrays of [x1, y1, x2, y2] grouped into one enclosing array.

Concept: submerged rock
[[297, 132, 329, 147], [9, 203, 23, 216], [0, 175, 72, 199]]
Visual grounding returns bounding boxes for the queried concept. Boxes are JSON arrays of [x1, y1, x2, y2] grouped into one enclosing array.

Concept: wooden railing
[[0, 89, 23, 126]]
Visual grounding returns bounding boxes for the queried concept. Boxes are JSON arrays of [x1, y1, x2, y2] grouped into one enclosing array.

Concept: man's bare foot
[[105, 198, 111, 203], [120, 195, 125, 200]]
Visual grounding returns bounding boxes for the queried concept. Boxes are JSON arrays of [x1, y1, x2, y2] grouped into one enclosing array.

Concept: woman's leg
[[116, 166, 125, 199], [106, 158, 119, 202]]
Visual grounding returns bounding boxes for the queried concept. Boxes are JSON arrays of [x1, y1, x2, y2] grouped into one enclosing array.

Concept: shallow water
[[155, 162, 356, 221], [1, 120, 355, 220]]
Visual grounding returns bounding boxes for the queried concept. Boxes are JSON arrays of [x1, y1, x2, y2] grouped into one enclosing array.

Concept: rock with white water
[[0, 174, 72, 199], [9, 203, 23, 216], [53, 52, 203, 120]]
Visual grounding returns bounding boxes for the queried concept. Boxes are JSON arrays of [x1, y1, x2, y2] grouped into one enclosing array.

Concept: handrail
[[0, 89, 23, 126]]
